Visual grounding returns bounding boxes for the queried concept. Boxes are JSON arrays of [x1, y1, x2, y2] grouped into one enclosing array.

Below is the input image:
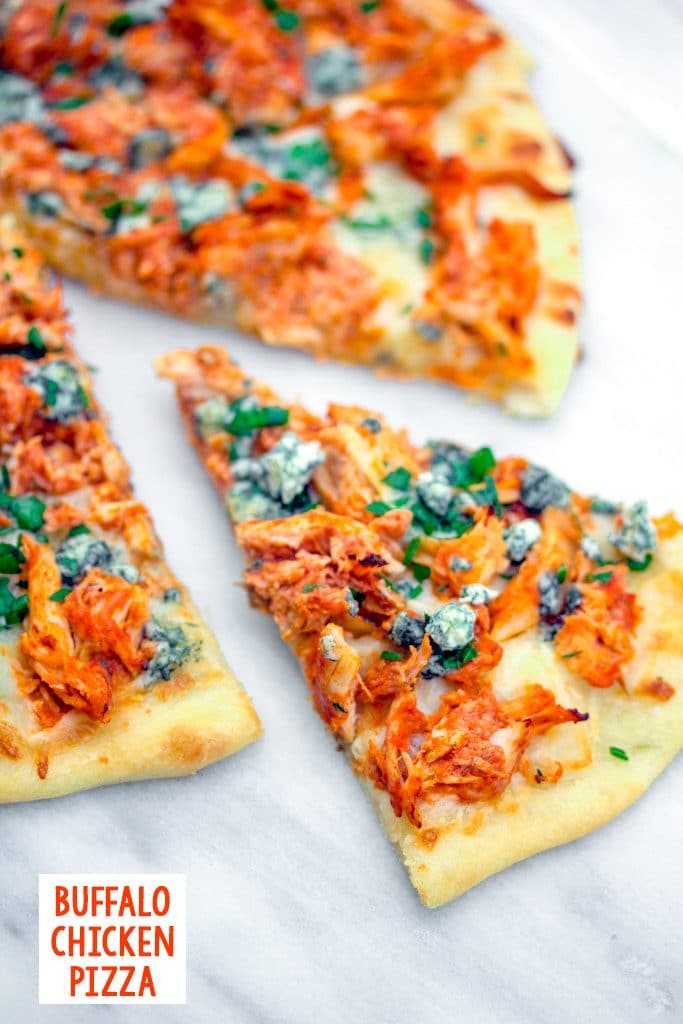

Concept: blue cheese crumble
[[227, 432, 323, 523], [57, 532, 139, 587], [306, 44, 364, 100], [144, 619, 197, 682], [459, 584, 497, 606], [504, 518, 542, 562], [538, 571, 563, 617], [610, 501, 657, 564], [415, 471, 452, 518], [425, 601, 476, 651], [521, 464, 569, 512], [25, 360, 88, 423]]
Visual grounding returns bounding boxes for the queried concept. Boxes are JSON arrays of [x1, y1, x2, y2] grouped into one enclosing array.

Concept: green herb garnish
[[68, 523, 90, 538], [0, 578, 29, 628], [51, 1, 67, 37], [627, 554, 652, 572], [101, 198, 148, 222], [380, 650, 402, 662], [366, 501, 391, 516], [107, 13, 134, 36], [403, 537, 420, 566], [49, 587, 72, 602], [419, 237, 435, 264], [442, 643, 478, 670], [556, 565, 568, 584], [0, 543, 26, 575], [27, 325, 47, 355], [383, 466, 411, 490], [411, 562, 431, 583], [229, 405, 289, 436], [586, 570, 613, 584], [468, 446, 495, 482], [275, 9, 300, 30], [609, 746, 629, 761], [331, 701, 347, 713], [9, 495, 46, 531], [51, 95, 91, 110]]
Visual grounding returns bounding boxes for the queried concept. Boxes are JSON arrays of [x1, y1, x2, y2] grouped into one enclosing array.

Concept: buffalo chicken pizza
[[157, 345, 683, 906], [0, 220, 260, 802], [0, 0, 579, 415]]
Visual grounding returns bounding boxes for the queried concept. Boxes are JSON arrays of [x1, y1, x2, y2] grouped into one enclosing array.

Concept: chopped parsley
[[0, 578, 29, 628], [229, 404, 289, 436], [0, 493, 46, 531], [383, 466, 411, 490], [609, 746, 629, 761], [107, 13, 134, 36], [50, 95, 91, 110], [442, 642, 478, 670], [11, 247, 24, 258], [51, 2, 68, 37], [403, 536, 421, 566], [561, 651, 581, 660], [302, 583, 320, 593], [467, 446, 495, 482], [26, 325, 46, 355], [49, 587, 71, 602], [411, 561, 431, 582], [366, 500, 391, 516], [556, 565, 568, 584], [627, 554, 653, 572], [585, 570, 613, 584], [360, 0, 380, 10], [419, 237, 435, 264], [0, 543, 25, 575], [380, 650, 402, 662], [101, 197, 148, 222], [68, 523, 90, 538]]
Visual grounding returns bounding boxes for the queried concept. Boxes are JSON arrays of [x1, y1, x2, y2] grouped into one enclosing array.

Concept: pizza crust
[[356, 533, 683, 907], [0, 606, 261, 803]]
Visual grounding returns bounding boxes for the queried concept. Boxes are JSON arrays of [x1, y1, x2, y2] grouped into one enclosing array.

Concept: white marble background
[[2, 2, 683, 1021]]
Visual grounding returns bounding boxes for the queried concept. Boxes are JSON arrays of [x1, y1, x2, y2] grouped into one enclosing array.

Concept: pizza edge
[[301, 533, 683, 909], [0, 597, 261, 803]]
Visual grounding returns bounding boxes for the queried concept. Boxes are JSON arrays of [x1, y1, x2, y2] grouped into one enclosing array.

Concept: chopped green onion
[[609, 746, 629, 761], [380, 650, 402, 662], [49, 587, 72, 602]]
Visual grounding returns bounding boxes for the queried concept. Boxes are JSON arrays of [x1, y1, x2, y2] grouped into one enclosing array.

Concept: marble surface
[[2, 2, 683, 1021]]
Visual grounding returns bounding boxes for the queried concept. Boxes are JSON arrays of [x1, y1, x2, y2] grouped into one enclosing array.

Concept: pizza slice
[[0, 219, 260, 803], [157, 345, 683, 907], [0, 0, 578, 416]]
